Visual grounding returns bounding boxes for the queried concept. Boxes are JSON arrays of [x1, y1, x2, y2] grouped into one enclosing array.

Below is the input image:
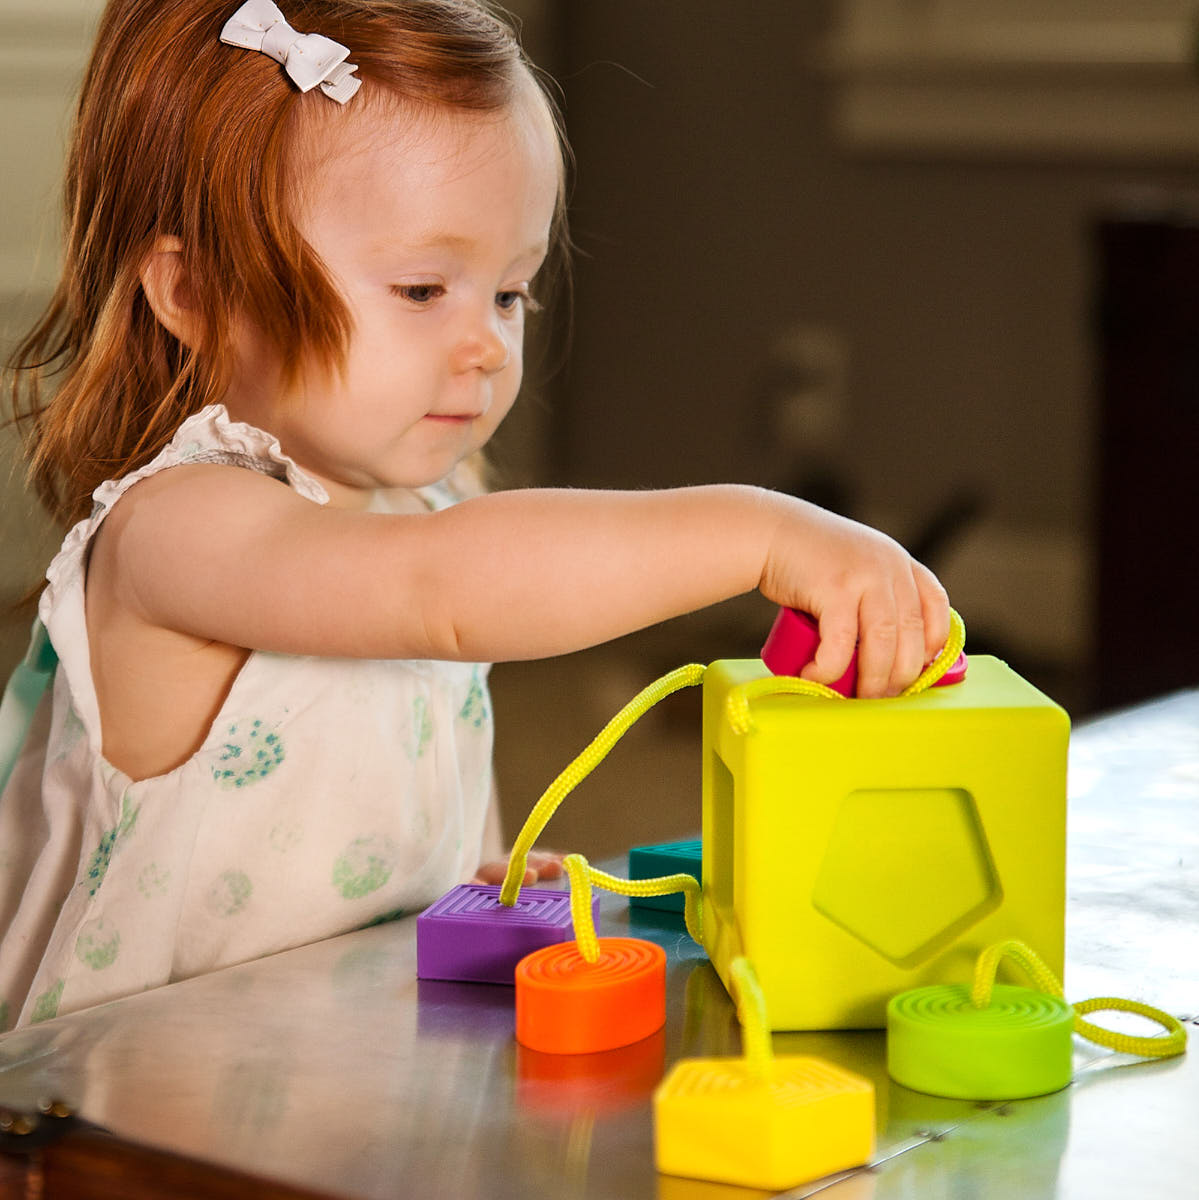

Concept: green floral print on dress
[[212, 719, 285, 789], [82, 794, 140, 897], [406, 696, 433, 760], [75, 918, 121, 970], [206, 870, 253, 917], [458, 670, 489, 729], [332, 836, 400, 899], [30, 979, 64, 1024]]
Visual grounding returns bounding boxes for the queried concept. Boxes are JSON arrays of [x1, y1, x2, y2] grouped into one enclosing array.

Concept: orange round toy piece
[[515, 936, 666, 1054]]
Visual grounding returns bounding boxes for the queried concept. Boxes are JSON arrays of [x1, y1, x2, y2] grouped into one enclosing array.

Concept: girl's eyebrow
[[372, 232, 549, 262]]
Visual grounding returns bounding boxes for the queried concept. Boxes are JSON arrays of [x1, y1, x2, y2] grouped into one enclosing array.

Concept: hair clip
[[220, 0, 361, 104]]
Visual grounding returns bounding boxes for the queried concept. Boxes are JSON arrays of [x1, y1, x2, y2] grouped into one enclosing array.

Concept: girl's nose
[[453, 311, 511, 375]]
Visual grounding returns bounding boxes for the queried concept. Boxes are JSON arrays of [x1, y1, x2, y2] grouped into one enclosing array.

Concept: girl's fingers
[[859, 571, 943, 697], [471, 850, 566, 886], [470, 863, 543, 885], [470, 862, 505, 885], [526, 852, 564, 880], [854, 589, 900, 698], [799, 607, 858, 688], [886, 571, 930, 696], [803, 562, 949, 699], [915, 564, 952, 664]]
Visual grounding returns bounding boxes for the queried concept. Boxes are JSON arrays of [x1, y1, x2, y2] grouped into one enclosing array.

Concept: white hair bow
[[220, 0, 361, 104]]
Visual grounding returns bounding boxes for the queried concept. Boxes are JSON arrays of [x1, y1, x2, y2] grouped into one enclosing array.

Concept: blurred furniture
[[1094, 212, 1199, 709]]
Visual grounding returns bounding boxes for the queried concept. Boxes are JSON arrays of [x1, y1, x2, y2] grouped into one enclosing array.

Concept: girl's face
[[223, 89, 560, 508]]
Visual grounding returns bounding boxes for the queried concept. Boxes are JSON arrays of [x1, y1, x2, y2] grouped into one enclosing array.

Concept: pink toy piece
[[761, 609, 856, 694], [937, 649, 969, 687], [416, 882, 597, 985], [760, 608, 966, 693]]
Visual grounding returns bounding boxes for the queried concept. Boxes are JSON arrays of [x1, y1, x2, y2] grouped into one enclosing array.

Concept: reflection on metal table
[[0, 690, 1196, 1198]]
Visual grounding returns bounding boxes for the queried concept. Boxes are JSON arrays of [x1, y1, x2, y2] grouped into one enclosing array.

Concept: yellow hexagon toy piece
[[653, 1055, 874, 1191]]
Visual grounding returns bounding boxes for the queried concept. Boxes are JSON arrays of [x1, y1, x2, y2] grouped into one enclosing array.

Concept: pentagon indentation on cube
[[417, 883, 596, 984], [654, 1055, 874, 1191], [629, 839, 702, 913], [812, 787, 1002, 968]]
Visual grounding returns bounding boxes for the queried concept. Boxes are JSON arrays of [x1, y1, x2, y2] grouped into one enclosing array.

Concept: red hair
[[7, 0, 568, 527]]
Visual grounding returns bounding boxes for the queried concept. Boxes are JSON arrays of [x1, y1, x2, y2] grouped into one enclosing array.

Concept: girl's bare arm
[[100, 465, 948, 698]]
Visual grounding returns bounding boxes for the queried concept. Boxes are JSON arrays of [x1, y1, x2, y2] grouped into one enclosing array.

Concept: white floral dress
[[0, 406, 492, 1030]]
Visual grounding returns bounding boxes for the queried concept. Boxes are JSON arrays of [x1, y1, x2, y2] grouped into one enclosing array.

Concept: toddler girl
[[0, 0, 949, 1029]]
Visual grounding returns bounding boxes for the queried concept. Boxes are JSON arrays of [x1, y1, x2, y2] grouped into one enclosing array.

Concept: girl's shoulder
[[98, 404, 330, 514], [40, 405, 321, 612]]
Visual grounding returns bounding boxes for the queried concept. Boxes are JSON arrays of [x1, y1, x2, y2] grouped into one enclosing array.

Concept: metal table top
[[1, 690, 1196, 1199]]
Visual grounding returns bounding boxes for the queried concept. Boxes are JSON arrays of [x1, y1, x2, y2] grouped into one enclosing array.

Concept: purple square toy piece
[[416, 883, 596, 985]]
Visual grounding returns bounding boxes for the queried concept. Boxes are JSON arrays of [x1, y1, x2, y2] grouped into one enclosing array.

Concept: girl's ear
[[139, 236, 203, 347]]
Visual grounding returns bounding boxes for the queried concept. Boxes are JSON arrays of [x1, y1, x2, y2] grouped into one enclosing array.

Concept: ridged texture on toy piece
[[893, 982, 1071, 1031], [519, 937, 662, 987], [425, 883, 573, 926], [660, 1056, 872, 1107]]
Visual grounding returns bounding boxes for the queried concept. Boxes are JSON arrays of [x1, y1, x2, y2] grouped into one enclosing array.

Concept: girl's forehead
[[295, 85, 561, 220]]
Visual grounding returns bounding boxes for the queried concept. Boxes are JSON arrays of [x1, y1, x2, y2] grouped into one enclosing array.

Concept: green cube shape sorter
[[700, 655, 1069, 1030]]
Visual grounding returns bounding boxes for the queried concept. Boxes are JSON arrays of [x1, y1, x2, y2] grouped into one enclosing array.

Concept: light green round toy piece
[[887, 983, 1074, 1100]]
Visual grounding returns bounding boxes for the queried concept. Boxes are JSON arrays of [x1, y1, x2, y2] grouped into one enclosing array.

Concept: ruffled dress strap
[[37, 404, 329, 753]]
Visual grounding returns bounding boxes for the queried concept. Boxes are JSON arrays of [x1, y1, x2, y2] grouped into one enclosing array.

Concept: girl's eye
[[496, 288, 542, 315], [391, 283, 444, 305]]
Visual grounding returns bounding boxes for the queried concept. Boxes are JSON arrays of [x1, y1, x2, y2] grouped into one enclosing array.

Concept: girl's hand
[[472, 849, 565, 887], [760, 499, 950, 699]]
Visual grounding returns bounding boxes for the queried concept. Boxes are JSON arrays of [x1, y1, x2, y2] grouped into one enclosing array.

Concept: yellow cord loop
[[902, 607, 968, 698], [499, 663, 707, 907], [972, 940, 1187, 1060], [1073, 997, 1188, 1060], [729, 957, 774, 1079], [562, 853, 704, 963], [971, 939, 1065, 1007], [727, 607, 967, 735]]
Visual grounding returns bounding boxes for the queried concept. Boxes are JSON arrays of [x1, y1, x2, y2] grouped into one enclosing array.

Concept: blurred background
[[3, 1, 1198, 857]]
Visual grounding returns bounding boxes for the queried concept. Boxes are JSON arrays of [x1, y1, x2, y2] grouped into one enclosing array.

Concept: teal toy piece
[[629, 839, 702, 913], [0, 619, 58, 796]]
